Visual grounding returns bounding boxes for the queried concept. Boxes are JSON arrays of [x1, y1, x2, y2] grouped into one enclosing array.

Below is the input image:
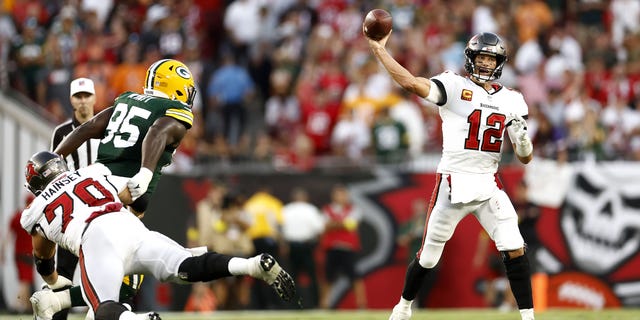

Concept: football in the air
[[363, 9, 392, 40]]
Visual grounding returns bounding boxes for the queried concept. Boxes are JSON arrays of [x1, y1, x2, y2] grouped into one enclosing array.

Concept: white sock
[[55, 290, 72, 309], [227, 257, 251, 275], [398, 297, 413, 307], [519, 308, 534, 320]]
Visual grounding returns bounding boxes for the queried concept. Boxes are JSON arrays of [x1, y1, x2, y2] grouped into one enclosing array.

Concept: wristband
[[35, 256, 55, 276], [515, 135, 533, 157], [137, 167, 154, 184]]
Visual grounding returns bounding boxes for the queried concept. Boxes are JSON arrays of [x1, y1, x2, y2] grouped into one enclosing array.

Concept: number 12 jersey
[[430, 70, 529, 175]]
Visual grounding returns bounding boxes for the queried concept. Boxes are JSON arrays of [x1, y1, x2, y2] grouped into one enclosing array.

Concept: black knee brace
[[95, 300, 128, 320], [177, 252, 232, 282]]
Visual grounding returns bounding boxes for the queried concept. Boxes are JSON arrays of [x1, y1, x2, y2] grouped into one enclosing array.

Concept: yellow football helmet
[[143, 59, 196, 106]]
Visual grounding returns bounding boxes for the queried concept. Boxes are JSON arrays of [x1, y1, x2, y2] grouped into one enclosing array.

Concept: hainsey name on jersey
[[39, 172, 81, 201]]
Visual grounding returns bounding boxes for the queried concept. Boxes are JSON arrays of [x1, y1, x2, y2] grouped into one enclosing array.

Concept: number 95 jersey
[[97, 92, 193, 194], [430, 71, 529, 174]]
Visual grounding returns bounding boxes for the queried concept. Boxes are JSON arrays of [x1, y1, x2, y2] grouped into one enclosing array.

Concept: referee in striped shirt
[[49, 77, 100, 320], [50, 77, 99, 170]]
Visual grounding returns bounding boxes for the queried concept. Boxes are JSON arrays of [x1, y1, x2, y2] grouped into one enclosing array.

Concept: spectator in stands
[[248, 6, 276, 102], [531, 108, 564, 159], [157, 13, 186, 58], [320, 184, 367, 309], [206, 50, 255, 155], [108, 41, 146, 100], [196, 183, 227, 251], [331, 108, 371, 163], [282, 187, 325, 308], [273, 131, 317, 172], [389, 88, 427, 159], [342, 57, 390, 126], [471, 0, 499, 35], [11, 0, 49, 29], [371, 106, 409, 164], [513, 0, 553, 44], [299, 88, 341, 156], [45, 6, 80, 71], [197, 190, 253, 310], [602, 96, 640, 160], [264, 68, 300, 148], [73, 41, 114, 112], [564, 91, 606, 161], [12, 17, 46, 105], [43, 6, 81, 116], [243, 186, 285, 309], [223, 0, 262, 65]]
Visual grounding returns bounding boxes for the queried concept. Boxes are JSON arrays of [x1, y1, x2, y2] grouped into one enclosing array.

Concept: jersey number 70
[[43, 178, 115, 233]]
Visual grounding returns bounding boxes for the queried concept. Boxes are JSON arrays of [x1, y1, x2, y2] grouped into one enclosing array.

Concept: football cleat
[[250, 254, 297, 302], [30, 289, 63, 320], [144, 312, 161, 320], [389, 302, 412, 320]]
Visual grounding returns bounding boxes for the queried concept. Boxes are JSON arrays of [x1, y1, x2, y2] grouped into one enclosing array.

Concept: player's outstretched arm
[[54, 107, 115, 157], [365, 30, 431, 98]]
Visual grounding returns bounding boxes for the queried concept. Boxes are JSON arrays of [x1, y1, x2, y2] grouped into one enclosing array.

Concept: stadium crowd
[[3, 0, 640, 170]]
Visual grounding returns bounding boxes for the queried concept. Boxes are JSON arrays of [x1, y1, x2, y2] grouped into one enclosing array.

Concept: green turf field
[[2, 309, 640, 320]]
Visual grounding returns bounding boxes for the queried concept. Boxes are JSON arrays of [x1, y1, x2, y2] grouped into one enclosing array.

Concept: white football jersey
[[429, 70, 529, 174], [21, 164, 128, 256]]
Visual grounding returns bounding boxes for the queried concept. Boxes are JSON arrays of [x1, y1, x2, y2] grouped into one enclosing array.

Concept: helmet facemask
[[464, 32, 508, 83]]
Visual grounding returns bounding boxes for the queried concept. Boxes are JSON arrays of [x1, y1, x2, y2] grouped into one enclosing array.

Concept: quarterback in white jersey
[[431, 70, 530, 204], [367, 30, 535, 320], [21, 151, 296, 320]]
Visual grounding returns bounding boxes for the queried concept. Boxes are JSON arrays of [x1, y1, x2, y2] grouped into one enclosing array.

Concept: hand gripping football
[[363, 9, 392, 40]]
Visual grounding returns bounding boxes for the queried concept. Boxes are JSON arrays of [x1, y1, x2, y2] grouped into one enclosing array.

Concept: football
[[363, 9, 392, 41]]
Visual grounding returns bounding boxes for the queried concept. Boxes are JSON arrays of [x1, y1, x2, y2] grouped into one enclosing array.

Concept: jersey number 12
[[464, 109, 506, 153]]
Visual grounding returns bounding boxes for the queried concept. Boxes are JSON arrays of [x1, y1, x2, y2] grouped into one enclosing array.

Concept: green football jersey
[[97, 91, 193, 194]]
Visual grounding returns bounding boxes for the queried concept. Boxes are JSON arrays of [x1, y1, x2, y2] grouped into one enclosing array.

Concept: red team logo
[[25, 162, 39, 183]]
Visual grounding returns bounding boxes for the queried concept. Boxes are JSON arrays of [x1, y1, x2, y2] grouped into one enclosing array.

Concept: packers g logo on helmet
[[144, 59, 197, 106]]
